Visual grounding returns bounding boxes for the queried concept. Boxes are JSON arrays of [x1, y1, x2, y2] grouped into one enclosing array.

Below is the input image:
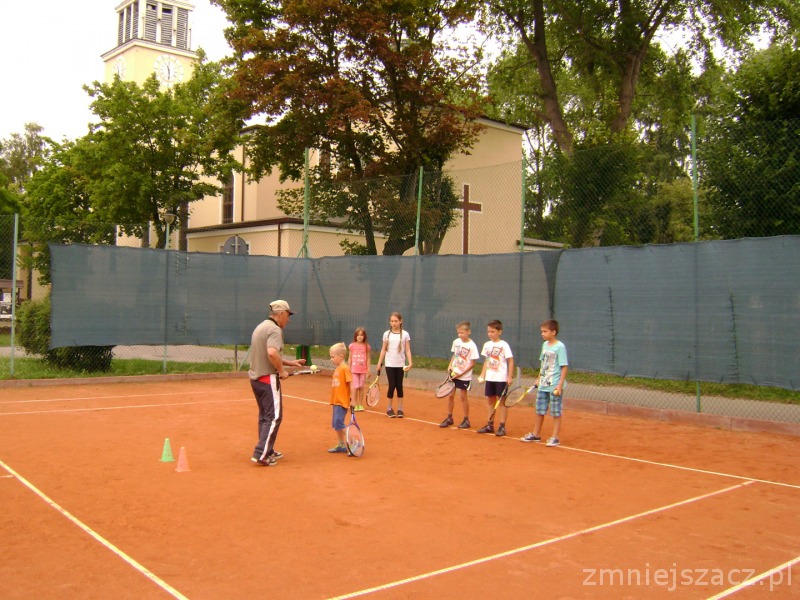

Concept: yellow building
[[102, 1, 527, 257]]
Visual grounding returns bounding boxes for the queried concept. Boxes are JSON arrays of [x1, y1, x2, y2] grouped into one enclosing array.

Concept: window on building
[[145, 3, 158, 42], [176, 7, 189, 49], [222, 175, 234, 224], [161, 6, 173, 45]]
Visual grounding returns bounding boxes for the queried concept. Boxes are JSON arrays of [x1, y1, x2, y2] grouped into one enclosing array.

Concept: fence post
[[520, 156, 527, 252], [9, 213, 19, 376], [300, 147, 311, 259], [691, 113, 702, 412], [414, 166, 423, 255]]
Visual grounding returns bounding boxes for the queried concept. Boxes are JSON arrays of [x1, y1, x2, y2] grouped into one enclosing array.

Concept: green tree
[[486, 14, 727, 246], [22, 138, 118, 283], [81, 55, 243, 248], [22, 56, 243, 281], [700, 43, 800, 238], [485, 0, 798, 156], [217, 0, 486, 254], [0, 123, 51, 191]]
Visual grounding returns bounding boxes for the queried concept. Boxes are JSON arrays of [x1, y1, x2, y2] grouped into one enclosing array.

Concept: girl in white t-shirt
[[376, 312, 413, 418]]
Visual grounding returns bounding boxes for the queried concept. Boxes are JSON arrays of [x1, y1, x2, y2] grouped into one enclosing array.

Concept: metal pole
[[520, 155, 527, 252], [691, 114, 700, 241], [161, 213, 175, 374], [691, 113, 701, 412], [300, 147, 310, 258], [414, 166, 423, 255], [9, 213, 19, 376]]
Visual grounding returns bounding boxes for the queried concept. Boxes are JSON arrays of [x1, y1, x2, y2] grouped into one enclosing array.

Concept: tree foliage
[[1, 123, 51, 215], [22, 55, 243, 273], [482, 0, 787, 246], [485, 0, 799, 155], [700, 42, 800, 238], [80, 55, 243, 247], [216, 0, 487, 254]]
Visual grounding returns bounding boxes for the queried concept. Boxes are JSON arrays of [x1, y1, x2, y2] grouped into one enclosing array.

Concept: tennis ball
[[478, 377, 485, 384], [310, 364, 318, 372]]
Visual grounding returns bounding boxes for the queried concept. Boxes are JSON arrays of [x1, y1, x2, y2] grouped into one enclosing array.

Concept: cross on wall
[[460, 184, 482, 254]]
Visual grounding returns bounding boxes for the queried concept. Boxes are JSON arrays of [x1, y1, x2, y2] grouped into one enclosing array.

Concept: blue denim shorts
[[332, 405, 348, 430]]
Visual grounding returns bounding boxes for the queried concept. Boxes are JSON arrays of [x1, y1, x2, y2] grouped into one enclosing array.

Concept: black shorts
[[454, 379, 470, 391], [484, 380, 507, 397]]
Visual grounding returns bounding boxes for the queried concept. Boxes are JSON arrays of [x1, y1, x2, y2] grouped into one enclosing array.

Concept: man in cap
[[249, 300, 305, 466]]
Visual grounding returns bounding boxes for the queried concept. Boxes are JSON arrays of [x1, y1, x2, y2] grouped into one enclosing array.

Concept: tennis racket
[[434, 373, 456, 398], [503, 384, 537, 407], [288, 369, 318, 376], [366, 374, 381, 407], [345, 406, 365, 457]]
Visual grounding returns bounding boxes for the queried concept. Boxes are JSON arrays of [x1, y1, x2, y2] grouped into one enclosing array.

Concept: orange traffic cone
[[175, 446, 190, 473]]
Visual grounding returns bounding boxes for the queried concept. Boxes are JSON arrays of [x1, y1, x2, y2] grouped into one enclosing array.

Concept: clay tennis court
[[1, 375, 798, 599]]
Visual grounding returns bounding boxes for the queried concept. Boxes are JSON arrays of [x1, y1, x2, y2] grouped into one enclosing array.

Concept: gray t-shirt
[[248, 318, 283, 380]]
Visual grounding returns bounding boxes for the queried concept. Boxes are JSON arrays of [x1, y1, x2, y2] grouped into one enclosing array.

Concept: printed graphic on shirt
[[453, 349, 469, 370], [485, 346, 506, 371], [540, 350, 557, 387]]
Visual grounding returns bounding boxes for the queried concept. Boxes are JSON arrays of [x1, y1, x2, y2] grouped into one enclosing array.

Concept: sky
[[0, 0, 233, 142]]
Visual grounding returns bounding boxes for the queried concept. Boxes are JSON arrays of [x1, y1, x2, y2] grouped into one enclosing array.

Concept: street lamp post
[[162, 212, 176, 249], [160, 212, 176, 373]]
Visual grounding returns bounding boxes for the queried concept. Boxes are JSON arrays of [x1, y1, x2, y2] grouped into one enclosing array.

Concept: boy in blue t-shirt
[[521, 319, 568, 447]]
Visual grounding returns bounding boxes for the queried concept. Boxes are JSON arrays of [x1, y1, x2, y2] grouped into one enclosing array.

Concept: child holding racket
[[439, 321, 479, 429], [476, 320, 514, 437], [348, 327, 371, 412], [376, 312, 413, 418], [328, 343, 353, 454], [521, 319, 568, 446]]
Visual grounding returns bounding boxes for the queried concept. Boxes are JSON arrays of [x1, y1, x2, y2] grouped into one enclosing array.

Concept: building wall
[[187, 122, 525, 257]]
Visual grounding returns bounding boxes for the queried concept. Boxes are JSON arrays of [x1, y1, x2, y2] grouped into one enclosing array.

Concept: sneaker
[[495, 425, 507, 437], [477, 423, 494, 434], [251, 456, 277, 466], [458, 418, 471, 429], [521, 433, 541, 443], [387, 408, 396, 418], [546, 437, 560, 447], [397, 409, 404, 418], [270, 450, 284, 460], [439, 416, 454, 428], [328, 444, 347, 453]]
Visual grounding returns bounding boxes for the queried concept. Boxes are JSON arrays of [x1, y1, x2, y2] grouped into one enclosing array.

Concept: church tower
[[101, 1, 197, 86]]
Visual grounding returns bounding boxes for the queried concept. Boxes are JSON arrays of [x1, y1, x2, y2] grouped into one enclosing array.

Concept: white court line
[[0, 398, 248, 416], [328, 481, 755, 599], [0, 391, 200, 406], [0, 459, 189, 600], [706, 555, 799, 599], [560, 445, 800, 490]]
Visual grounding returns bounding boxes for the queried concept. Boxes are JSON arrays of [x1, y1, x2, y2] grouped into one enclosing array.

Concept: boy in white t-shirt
[[476, 320, 514, 437], [439, 321, 479, 430]]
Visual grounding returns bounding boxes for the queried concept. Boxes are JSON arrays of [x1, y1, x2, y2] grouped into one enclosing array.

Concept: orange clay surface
[[1, 375, 798, 599]]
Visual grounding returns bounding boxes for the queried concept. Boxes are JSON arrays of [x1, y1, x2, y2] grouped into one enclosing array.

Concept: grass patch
[[0, 357, 234, 380]]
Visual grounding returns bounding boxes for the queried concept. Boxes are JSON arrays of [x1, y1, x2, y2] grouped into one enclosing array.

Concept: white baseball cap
[[270, 300, 294, 315]]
